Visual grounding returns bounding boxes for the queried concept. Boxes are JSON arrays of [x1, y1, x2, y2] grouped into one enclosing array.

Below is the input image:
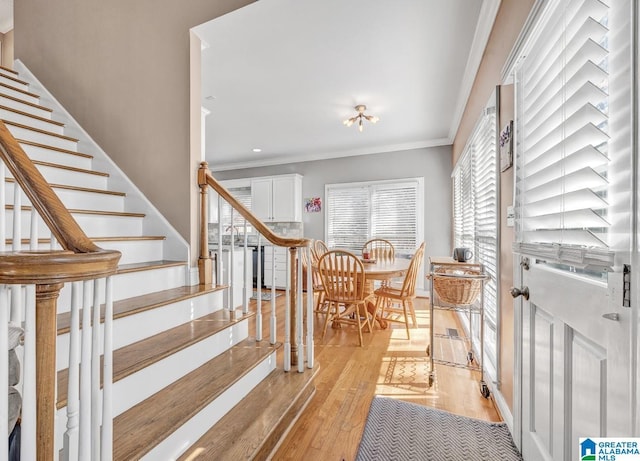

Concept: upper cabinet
[[251, 174, 302, 222]]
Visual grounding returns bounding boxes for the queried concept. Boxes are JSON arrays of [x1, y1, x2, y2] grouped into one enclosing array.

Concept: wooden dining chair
[[300, 246, 327, 314], [373, 242, 425, 339], [316, 250, 372, 346], [363, 238, 395, 262], [313, 239, 329, 260]]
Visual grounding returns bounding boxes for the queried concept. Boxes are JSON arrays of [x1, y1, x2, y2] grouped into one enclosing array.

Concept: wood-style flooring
[[246, 293, 501, 461]]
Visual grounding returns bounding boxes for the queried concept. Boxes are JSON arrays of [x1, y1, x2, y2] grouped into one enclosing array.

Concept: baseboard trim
[[488, 381, 514, 435]]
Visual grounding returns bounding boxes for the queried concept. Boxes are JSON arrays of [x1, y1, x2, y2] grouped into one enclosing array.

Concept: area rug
[[356, 396, 522, 461], [250, 291, 282, 301]]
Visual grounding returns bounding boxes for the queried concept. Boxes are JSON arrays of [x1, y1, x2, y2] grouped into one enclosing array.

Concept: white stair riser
[[55, 264, 187, 315], [97, 239, 165, 265], [55, 290, 224, 371], [0, 75, 29, 92], [143, 352, 277, 461], [3, 184, 126, 213], [0, 94, 51, 119], [0, 86, 39, 104], [20, 143, 92, 170], [4, 211, 144, 241], [6, 124, 77, 151], [54, 320, 256, 455], [6, 165, 107, 190], [0, 107, 63, 134]]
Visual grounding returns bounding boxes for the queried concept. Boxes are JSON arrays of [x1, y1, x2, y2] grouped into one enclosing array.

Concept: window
[[220, 187, 253, 234], [513, 0, 619, 273], [452, 100, 498, 368], [325, 178, 423, 256]]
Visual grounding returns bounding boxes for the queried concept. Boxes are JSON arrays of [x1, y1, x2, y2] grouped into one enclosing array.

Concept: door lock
[[520, 257, 530, 271], [510, 286, 530, 300]]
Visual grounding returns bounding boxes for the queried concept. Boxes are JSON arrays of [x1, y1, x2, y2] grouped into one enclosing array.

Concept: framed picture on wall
[[500, 120, 513, 172]]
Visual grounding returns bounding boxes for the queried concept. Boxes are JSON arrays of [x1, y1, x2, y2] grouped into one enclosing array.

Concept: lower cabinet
[[264, 246, 288, 289]]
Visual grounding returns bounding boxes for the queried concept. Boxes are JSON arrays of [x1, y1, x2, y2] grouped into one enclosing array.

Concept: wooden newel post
[[198, 162, 213, 286], [36, 282, 64, 461], [289, 247, 298, 367]]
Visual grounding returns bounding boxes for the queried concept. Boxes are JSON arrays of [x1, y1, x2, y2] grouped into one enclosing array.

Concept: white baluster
[[243, 222, 249, 314], [64, 282, 82, 461], [0, 163, 6, 252], [296, 248, 304, 372], [91, 278, 102, 460], [21, 284, 36, 461], [306, 247, 314, 369], [79, 280, 92, 460], [101, 276, 114, 461], [284, 248, 290, 372], [12, 182, 21, 251], [10, 285, 22, 325], [30, 206, 38, 249], [216, 195, 223, 288], [0, 285, 8, 458], [229, 208, 235, 311], [255, 236, 262, 341], [270, 246, 276, 344]]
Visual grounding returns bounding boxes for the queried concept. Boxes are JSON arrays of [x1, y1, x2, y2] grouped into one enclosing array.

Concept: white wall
[[214, 146, 453, 266]]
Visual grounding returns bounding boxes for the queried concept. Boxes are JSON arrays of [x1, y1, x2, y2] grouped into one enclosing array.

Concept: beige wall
[[14, 0, 255, 245], [451, 0, 536, 414], [0, 30, 14, 69]]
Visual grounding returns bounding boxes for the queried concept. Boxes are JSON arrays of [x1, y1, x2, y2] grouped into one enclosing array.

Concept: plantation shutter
[[515, 0, 614, 267], [222, 187, 252, 229], [326, 179, 422, 255], [371, 182, 419, 254], [326, 186, 369, 251]]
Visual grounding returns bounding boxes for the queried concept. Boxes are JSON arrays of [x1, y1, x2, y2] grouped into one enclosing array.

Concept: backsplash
[[208, 221, 304, 245]]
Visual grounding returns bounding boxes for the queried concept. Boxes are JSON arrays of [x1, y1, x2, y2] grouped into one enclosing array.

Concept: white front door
[[510, 0, 636, 458], [515, 256, 632, 460]]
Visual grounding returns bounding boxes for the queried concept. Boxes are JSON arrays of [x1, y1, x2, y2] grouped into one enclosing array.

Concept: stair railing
[[198, 162, 314, 372], [0, 120, 121, 461]]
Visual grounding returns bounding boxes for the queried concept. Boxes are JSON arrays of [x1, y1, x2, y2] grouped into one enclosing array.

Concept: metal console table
[[427, 257, 491, 398]]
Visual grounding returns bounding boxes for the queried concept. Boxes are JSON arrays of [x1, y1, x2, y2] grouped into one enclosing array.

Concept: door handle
[[602, 312, 619, 321], [510, 286, 530, 300]]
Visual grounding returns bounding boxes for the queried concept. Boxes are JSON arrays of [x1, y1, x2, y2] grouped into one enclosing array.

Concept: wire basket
[[432, 268, 484, 305]]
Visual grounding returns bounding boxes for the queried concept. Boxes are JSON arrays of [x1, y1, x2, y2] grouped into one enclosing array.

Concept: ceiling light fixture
[[343, 104, 379, 132], [252, 148, 262, 153]]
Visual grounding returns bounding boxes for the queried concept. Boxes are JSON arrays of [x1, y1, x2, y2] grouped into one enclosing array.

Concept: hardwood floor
[[246, 292, 501, 461]]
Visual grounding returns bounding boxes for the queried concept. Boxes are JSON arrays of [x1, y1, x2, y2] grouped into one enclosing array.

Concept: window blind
[[452, 103, 498, 366], [326, 179, 422, 255], [221, 187, 253, 231], [515, 0, 614, 266]]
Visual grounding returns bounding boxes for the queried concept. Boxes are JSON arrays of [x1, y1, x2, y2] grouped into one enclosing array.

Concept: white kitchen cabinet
[[251, 174, 302, 222], [263, 246, 289, 289]]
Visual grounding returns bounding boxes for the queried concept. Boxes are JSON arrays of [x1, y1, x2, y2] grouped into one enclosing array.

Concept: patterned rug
[[356, 396, 522, 461], [250, 291, 282, 301]]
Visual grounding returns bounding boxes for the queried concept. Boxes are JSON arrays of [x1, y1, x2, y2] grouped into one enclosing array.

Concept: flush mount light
[[252, 148, 262, 153], [343, 104, 379, 132]]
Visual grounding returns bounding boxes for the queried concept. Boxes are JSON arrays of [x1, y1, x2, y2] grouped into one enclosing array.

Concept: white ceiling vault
[[194, 0, 500, 171]]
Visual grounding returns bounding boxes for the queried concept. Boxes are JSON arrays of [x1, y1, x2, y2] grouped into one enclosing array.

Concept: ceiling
[[0, 0, 12, 34], [194, 0, 499, 171]]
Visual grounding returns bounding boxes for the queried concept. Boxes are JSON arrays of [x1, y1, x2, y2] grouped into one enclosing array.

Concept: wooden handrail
[[0, 121, 107, 254], [198, 162, 311, 249]]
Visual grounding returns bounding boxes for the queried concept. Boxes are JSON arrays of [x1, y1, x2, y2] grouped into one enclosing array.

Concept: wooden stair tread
[[0, 72, 29, 87], [0, 103, 63, 126], [57, 284, 221, 334], [0, 93, 53, 113], [17, 139, 92, 158], [32, 159, 109, 177], [0, 65, 19, 75], [0, 81, 39, 99], [115, 260, 186, 274], [5, 177, 126, 196], [6, 235, 165, 245], [4, 205, 144, 217], [3, 119, 79, 142], [178, 366, 318, 461], [113, 339, 281, 461], [57, 306, 252, 409]]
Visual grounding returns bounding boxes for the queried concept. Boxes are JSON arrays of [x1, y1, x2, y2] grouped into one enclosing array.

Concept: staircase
[[1, 61, 316, 460]]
